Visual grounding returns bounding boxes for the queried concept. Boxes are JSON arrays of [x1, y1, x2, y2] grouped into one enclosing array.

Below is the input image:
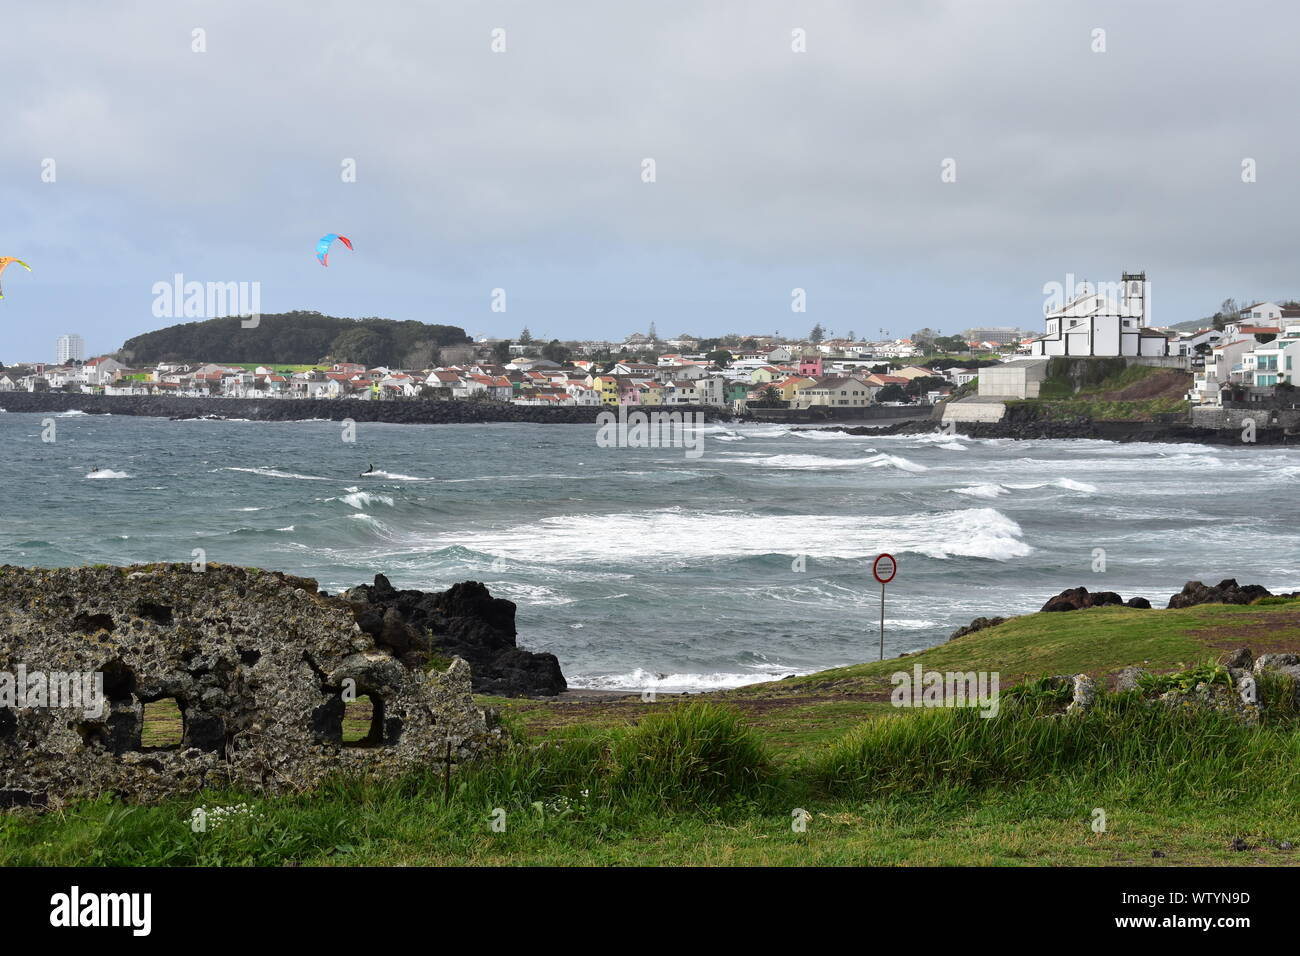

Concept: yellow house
[[750, 365, 785, 384], [776, 376, 816, 402], [594, 375, 620, 405], [639, 382, 664, 406]]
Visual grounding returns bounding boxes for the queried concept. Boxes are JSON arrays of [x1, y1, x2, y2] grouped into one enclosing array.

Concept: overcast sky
[[2, 0, 1297, 361]]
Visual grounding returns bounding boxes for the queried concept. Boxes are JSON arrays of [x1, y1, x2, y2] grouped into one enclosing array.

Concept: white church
[[1028, 272, 1169, 357]]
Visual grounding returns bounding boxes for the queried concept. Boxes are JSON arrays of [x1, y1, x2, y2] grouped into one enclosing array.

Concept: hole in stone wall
[[72, 612, 115, 634], [342, 694, 384, 747], [0, 707, 15, 740], [136, 602, 174, 626], [140, 698, 184, 749]]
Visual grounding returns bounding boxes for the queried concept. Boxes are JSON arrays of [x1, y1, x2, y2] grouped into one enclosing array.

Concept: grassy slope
[[1008, 364, 1192, 421], [493, 601, 1300, 752], [6, 600, 1300, 867]]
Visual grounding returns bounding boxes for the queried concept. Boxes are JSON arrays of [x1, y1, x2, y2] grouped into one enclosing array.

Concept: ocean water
[[3, 411, 1298, 691]]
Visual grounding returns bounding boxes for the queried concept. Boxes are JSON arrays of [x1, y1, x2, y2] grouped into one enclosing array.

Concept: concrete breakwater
[[0, 392, 735, 425]]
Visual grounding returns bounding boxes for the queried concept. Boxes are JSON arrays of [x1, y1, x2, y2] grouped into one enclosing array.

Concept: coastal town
[[6, 279, 1300, 414]]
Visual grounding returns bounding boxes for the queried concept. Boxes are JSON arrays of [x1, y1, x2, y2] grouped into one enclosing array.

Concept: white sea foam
[[1004, 477, 1099, 493], [445, 506, 1030, 563], [491, 582, 574, 606], [225, 466, 331, 481], [791, 430, 865, 441], [955, 482, 1010, 499], [339, 491, 395, 509], [907, 431, 972, 445], [365, 470, 437, 481], [85, 469, 130, 479], [735, 451, 927, 472]]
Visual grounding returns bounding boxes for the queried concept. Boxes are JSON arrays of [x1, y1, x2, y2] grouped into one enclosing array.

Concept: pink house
[[799, 355, 823, 377]]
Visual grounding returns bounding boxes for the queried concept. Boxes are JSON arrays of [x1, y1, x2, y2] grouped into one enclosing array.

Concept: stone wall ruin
[[0, 564, 505, 807]]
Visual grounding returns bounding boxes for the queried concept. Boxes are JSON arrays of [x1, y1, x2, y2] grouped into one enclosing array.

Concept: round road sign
[[872, 553, 897, 584]]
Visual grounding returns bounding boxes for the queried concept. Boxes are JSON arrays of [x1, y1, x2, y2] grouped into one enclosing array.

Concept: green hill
[[118, 311, 471, 367]]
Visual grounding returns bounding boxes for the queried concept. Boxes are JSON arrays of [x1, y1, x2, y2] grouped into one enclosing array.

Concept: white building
[[56, 334, 85, 364], [1186, 320, 1283, 404], [1029, 272, 1168, 358]]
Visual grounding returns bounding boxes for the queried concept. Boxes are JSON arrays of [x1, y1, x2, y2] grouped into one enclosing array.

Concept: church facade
[[1029, 272, 1169, 357]]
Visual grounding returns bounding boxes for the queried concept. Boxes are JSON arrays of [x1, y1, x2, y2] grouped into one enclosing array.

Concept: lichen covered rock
[[0, 564, 504, 807]]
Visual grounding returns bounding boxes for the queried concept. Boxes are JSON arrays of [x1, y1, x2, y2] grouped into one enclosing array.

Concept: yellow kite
[[0, 258, 32, 300]]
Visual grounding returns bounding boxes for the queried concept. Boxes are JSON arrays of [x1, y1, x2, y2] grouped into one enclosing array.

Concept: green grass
[[1016, 362, 1191, 420], [4, 600, 1299, 866]]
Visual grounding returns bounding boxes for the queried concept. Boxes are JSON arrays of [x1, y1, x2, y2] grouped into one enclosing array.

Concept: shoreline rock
[[805, 418, 1295, 445], [0, 392, 738, 425], [343, 575, 567, 698], [1167, 579, 1276, 609]]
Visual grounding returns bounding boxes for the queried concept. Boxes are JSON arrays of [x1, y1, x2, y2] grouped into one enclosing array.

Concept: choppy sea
[[3, 411, 1296, 690]]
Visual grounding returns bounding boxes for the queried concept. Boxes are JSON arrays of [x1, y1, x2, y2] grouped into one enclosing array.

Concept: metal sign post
[[872, 553, 897, 661]]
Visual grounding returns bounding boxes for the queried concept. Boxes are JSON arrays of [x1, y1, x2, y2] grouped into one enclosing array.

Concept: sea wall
[[748, 404, 930, 423], [0, 392, 735, 425], [935, 417, 1293, 444], [1191, 405, 1300, 432], [0, 564, 507, 807]]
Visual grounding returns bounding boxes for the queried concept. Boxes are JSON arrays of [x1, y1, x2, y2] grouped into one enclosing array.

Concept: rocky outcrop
[[1053, 651, 1300, 723], [947, 616, 1008, 641], [1040, 587, 1126, 612], [890, 417, 1296, 445], [343, 575, 566, 698], [0, 564, 506, 807], [1167, 579, 1274, 609]]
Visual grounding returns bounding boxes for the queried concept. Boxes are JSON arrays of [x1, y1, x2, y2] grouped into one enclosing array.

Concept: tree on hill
[[706, 349, 732, 368], [541, 339, 572, 364], [518, 327, 534, 345], [904, 375, 947, 399], [330, 327, 389, 368], [117, 311, 469, 366], [809, 324, 825, 344], [876, 383, 909, 403], [493, 339, 513, 364]]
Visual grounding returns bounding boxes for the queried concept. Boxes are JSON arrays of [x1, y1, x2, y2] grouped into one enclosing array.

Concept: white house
[[1029, 272, 1168, 357], [1187, 319, 1284, 404], [793, 376, 872, 408], [1239, 302, 1285, 324], [79, 357, 128, 386]]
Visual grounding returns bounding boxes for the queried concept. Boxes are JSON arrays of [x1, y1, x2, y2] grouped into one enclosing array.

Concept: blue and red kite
[[315, 234, 353, 267]]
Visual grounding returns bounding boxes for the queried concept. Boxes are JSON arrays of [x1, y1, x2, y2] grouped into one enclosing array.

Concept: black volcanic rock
[[1040, 587, 1125, 613], [0, 392, 735, 426], [345, 577, 566, 697], [948, 616, 1008, 640], [1167, 579, 1272, 610]]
